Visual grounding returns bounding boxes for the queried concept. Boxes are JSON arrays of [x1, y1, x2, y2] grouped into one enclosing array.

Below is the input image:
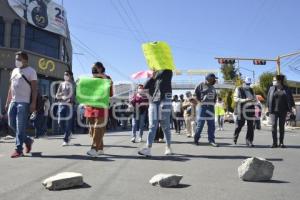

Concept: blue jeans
[[58, 104, 73, 142], [194, 104, 216, 143], [8, 102, 32, 152], [147, 100, 172, 147], [33, 112, 44, 137], [132, 112, 146, 138]]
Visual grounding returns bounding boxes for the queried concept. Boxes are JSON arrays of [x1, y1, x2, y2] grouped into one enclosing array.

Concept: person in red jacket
[[84, 62, 113, 157]]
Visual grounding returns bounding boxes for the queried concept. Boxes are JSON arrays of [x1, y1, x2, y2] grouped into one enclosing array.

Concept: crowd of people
[[1, 51, 297, 158]]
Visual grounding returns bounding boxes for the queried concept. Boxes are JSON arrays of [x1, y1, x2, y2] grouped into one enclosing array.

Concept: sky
[[61, 0, 300, 84]]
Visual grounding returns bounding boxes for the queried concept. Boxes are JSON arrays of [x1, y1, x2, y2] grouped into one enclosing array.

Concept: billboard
[[8, 0, 68, 37]]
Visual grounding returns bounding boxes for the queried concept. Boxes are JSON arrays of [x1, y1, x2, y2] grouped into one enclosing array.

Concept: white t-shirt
[[10, 66, 37, 103], [172, 101, 182, 113]]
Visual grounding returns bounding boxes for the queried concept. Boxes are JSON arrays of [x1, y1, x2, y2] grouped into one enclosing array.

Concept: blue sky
[[62, 0, 300, 83]]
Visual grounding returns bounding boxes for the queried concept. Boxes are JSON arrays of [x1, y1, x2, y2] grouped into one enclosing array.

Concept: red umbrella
[[131, 70, 153, 80]]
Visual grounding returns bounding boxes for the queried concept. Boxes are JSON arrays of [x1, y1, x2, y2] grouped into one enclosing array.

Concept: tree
[[219, 64, 238, 112], [259, 72, 275, 96], [221, 64, 237, 81]]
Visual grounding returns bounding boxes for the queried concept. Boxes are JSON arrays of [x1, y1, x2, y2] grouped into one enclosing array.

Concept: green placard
[[76, 77, 111, 108], [142, 41, 176, 71]]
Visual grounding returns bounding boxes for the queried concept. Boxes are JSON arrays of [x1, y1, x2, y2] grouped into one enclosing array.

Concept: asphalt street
[[1, 124, 300, 200]]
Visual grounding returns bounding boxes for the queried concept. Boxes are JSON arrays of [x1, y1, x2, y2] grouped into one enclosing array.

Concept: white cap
[[245, 77, 252, 85]]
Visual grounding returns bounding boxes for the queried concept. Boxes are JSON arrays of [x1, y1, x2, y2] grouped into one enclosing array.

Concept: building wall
[[0, 0, 72, 110]]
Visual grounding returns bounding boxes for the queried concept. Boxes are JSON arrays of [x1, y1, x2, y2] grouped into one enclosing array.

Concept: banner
[[8, 0, 68, 37], [142, 41, 176, 71], [76, 77, 111, 108]]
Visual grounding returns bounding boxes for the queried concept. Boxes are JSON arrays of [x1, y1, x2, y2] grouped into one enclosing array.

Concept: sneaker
[[165, 146, 173, 155], [249, 142, 255, 147], [87, 149, 98, 157], [11, 151, 24, 158], [246, 140, 250, 146], [187, 134, 192, 138], [221, 128, 224, 131], [279, 144, 286, 148], [194, 138, 199, 146], [62, 142, 69, 146], [131, 137, 136, 143], [233, 139, 237, 145], [209, 142, 219, 147], [138, 148, 151, 157], [97, 150, 104, 155], [271, 144, 278, 148], [136, 137, 142, 143], [25, 139, 34, 154], [158, 138, 164, 143], [217, 128, 221, 131]]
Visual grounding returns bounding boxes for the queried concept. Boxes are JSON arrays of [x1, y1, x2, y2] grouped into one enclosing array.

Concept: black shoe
[[279, 144, 286, 148], [194, 139, 199, 146], [233, 139, 237, 145], [271, 144, 278, 148]]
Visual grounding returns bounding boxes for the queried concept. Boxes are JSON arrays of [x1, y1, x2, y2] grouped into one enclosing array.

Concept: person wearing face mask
[[84, 62, 114, 157], [233, 77, 256, 147], [5, 51, 37, 158], [130, 84, 149, 143], [56, 70, 75, 146], [193, 73, 218, 147], [267, 75, 295, 148]]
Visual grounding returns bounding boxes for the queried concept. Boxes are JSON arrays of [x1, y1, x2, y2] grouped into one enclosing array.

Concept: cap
[[245, 77, 252, 85], [205, 73, 218, 80]]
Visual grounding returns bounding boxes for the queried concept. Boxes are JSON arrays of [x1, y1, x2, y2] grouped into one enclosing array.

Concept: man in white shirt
[[5, 51, 37, 158]]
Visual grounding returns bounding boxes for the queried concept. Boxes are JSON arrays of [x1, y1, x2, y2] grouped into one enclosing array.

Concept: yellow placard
[[142, 41, 176, 71]]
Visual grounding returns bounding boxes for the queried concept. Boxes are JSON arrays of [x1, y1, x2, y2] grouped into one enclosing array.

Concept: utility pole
[[216, 50, 300, 75]]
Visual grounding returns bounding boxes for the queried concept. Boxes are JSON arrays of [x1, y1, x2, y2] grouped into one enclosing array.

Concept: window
[[297, 87, 300, 95], [0, 17, 4, 47], [25, 24, 60, 59], [11, 19, 20, 48]]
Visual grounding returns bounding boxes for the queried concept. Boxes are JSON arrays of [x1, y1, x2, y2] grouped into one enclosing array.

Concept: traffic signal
[[218, 59, 235, 65], [253, 59, 266, 65]]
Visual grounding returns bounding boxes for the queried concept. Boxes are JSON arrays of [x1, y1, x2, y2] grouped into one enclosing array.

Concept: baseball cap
[[245, 77, 252, 85], [205, 73, 218, 80]]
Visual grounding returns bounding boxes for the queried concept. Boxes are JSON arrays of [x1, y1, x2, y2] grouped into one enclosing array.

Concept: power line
[[110, 0, 143, 43], [125, 0, 150, 41]]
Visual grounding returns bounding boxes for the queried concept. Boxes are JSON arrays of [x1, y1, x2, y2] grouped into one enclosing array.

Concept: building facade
[[0, 0, 72, 111]]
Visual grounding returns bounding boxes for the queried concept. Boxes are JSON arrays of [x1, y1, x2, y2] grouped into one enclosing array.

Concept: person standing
[[138, 70, 173, 157], [182, 91, 197, 137], [84, 62, 113, 157], [233, 77, 256, 147], [42, 95, 50, 136], [194, 73, 218, 147], [130, 84, 148, 143], [215, 97, 225, 131], [5, 51, 37, 158], [32, 92, 45, 138], [172, 95, 182, 134], [267, 75, 295, 148], [56, 70, 75, 146]]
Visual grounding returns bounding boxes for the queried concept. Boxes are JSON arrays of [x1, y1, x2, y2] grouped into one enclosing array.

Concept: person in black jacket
[[266, 75, 295, 148], [233, 77, 256, 147]]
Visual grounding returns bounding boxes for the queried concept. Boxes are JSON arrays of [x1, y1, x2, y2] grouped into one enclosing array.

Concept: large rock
[[42, 172, 84, 190], [238, 157, 274, 181], [149, 173, 183, 187]]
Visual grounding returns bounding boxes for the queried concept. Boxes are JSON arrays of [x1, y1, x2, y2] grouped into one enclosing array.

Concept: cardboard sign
[[76, 77, 111, 108], [142, 41, 175, 71]]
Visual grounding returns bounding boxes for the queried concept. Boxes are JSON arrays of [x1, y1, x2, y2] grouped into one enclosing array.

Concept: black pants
[[234, 117, 254, 142], [270, 112, 287, 145], [174, 112, 181, 133]]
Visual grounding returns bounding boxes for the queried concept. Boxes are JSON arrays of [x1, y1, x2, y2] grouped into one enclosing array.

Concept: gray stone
[[149, 173, 183, 187], [42, 172, 84, 190], [238, 157, 274, 182]]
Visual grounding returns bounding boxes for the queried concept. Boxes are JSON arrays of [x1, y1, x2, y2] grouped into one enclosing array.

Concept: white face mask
[[64, 75, 70, 81], [273, 81, 278, 86], [137, 89, 143, 93], [15, 60, 23, 68]]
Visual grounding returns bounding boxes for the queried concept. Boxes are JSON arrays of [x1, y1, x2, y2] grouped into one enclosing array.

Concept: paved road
[[1, 124, 300, 200]]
